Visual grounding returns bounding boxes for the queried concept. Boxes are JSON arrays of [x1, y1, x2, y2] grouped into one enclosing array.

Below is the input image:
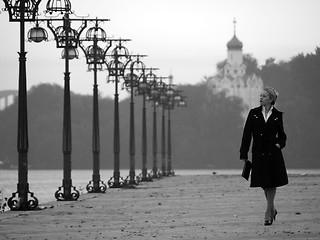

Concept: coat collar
[[252, 106, 282, 114], [251, 106, 283, 123]]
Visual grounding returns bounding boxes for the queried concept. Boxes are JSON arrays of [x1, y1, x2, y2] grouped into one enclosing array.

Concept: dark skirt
[[250, 150, 288, 188]]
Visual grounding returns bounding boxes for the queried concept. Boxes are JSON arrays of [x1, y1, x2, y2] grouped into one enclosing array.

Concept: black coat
[[240, 106, 288, 188]]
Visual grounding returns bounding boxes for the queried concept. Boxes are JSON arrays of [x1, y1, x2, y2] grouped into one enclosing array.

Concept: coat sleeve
[[277, 113, 287, 149], [240, 110, 253, 160]]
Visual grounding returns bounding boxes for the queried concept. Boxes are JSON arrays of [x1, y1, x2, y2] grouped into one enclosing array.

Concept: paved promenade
[[0, 173, 320, 239]]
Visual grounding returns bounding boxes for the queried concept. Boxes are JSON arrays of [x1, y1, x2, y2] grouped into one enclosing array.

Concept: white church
[[207, 20, 263, 118]]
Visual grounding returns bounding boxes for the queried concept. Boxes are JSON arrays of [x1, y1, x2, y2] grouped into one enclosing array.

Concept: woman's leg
[[264, 188, 277, 221]]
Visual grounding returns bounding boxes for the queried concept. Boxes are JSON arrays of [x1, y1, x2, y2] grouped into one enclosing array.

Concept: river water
[[1, 169, 320, 206]]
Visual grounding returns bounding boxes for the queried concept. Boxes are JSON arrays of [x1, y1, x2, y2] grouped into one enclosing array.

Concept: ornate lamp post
[[123, 55, 146, 187], [137, 68, 158, 182], [164, 80, 175, 176], [48, 13, 84, 201], [2, 0, 42, 210], [28, 0, 89, 201], [105, 40, 131, 188], [167, 93, 186, 174], [79, 19, 110, 193], [147, 74, 161, 178], [158, 79, 169, 177], [162, 80, 187, 176]]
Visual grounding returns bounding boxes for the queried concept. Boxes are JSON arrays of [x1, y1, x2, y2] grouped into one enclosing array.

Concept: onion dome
[[227, 35, 243, 50]]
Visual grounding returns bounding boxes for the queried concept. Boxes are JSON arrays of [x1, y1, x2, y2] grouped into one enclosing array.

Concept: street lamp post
[[48, 13, 86, 201], [105, 40, 131, 188], [161, 98, 166, 177], [123, 55, 146, 187], [158, 79, 168, 177], [167, 93, 186, 175], [79, 18, 109, 193], [28, 1, 89, 200], [138, 68, 158, 182], [2, 0, 41, 210], [165, 81, 175, 176], [147, 76, 161, 178], [157, 77, 172, 177], [162, 81, 187, 176], [167, 102, 173, 175]]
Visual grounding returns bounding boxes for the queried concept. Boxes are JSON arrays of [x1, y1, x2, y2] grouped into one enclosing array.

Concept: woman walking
[[240, 87, 288, 226]]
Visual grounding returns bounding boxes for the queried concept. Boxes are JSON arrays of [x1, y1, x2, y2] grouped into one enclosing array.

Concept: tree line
[[0, 82, 243, 170], [1, 47, 320, 169], [259, 47, 320, 168]]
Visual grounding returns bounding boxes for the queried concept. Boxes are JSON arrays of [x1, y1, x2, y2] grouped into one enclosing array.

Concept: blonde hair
[[263, 87, 278, 105]]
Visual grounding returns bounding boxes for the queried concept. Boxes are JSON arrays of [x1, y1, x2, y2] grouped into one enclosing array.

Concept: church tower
[[224, 19, 246, 78], [207, 19, 264, 119]]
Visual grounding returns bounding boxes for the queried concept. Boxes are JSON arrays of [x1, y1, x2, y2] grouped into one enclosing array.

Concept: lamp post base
[[139, 172, 153, 182], [7, 183, 38, 211], [55, 180, 80, 201], [167, 169, 175, 176], [86, 179, 107, 193], [160, 167, 167, 177], [167, 162, 175, 176], [107, 173, 125, 188], [151, 169, 162, 179], [123, 174, 140, 188]]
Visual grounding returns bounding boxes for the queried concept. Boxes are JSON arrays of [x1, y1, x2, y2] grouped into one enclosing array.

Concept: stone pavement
[[0, 173, 319, 239]]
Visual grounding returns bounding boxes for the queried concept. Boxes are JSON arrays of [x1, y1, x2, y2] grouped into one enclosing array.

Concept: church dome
[[227, 35, 243, 50]]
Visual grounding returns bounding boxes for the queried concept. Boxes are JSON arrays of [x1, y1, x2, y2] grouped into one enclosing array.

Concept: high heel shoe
[[264, 210, 277, 225], [264, 219, 273, 226], [273, 210, 278, 221]]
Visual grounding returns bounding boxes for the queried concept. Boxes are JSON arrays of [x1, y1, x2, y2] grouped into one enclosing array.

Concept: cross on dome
[[227, 18, 243, 50]]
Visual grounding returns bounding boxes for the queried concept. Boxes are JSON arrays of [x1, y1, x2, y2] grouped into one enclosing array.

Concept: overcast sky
[[1, 0, 320, 98]]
